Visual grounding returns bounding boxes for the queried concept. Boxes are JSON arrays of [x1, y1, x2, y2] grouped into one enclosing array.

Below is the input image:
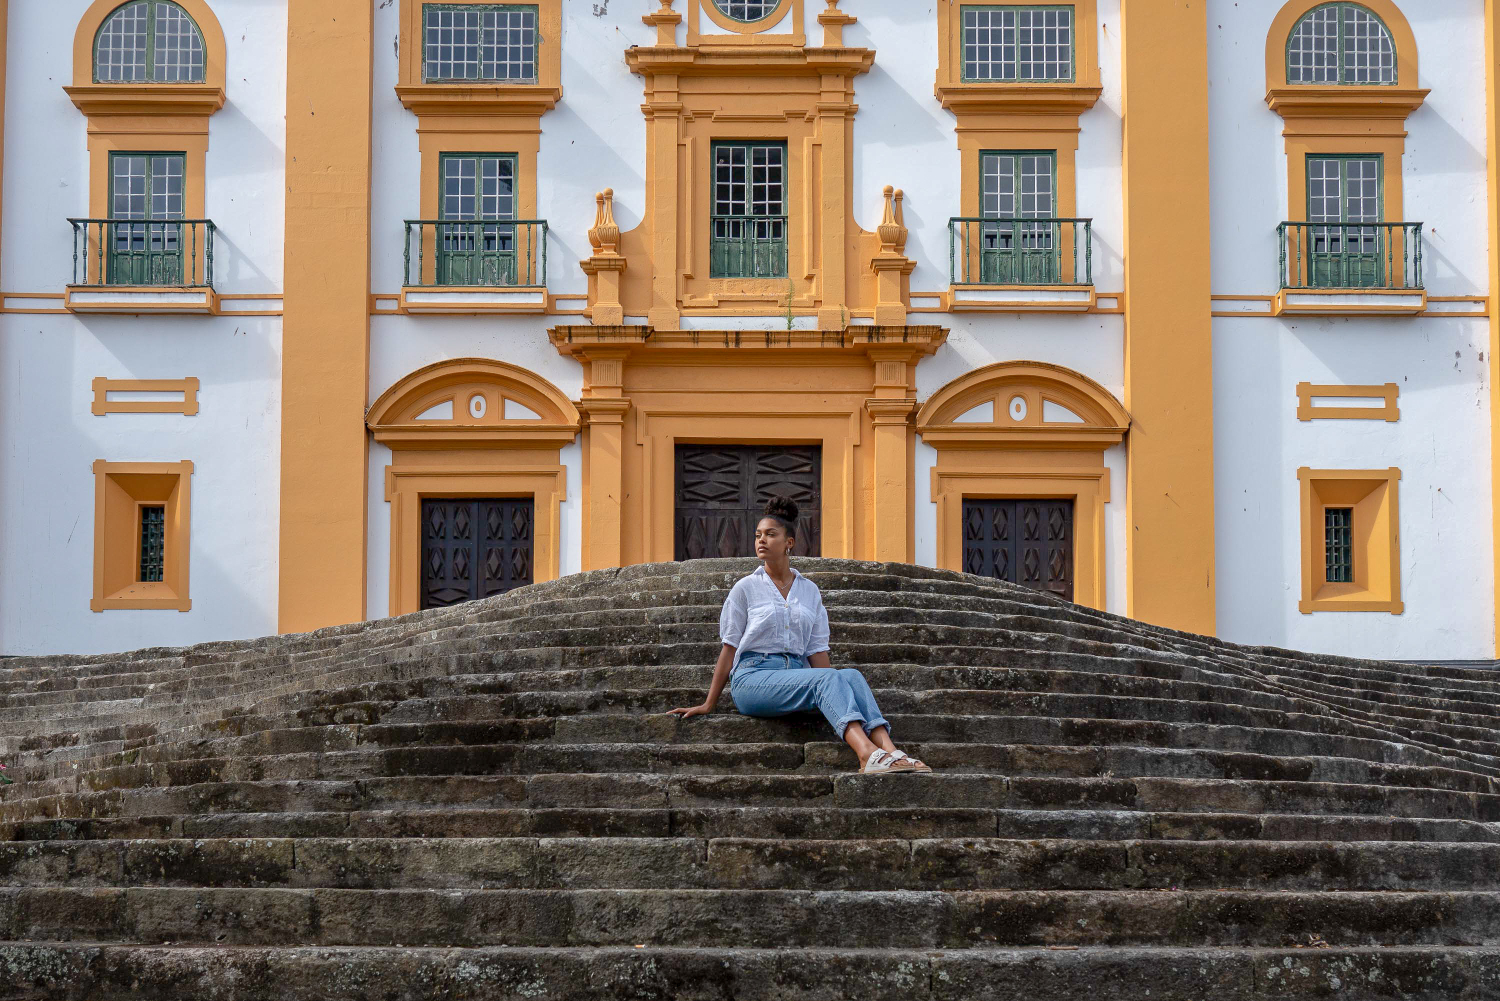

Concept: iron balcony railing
[[68, 218, 216, 287], [403, 219, 548, 288], [1278, 221, 1423, 291], [710, 215, 788, 279], [949, 217, 1093, 286]]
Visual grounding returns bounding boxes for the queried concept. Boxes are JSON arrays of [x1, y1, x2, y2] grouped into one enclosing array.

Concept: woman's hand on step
[[666, 702, 713, 718]]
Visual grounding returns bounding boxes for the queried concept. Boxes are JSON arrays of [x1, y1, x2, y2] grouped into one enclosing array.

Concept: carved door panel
[[421, 498, 534, 609], [962, 498, 1073, 601], [675, 445, 821, 560]]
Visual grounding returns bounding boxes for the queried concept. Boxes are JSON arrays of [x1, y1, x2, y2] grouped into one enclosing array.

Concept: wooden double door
[[420, 498, 534, 609], [675, 445, 821, 560], [962, 498, 1075, 601]]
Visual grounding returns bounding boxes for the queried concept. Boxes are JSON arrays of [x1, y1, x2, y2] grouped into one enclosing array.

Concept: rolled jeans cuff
[[834, 712, 888, 739]]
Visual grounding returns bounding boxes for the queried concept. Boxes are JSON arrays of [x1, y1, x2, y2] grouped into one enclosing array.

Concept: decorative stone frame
[[693, 0, 803, 42], [1264, 0, 1427, 314], [934, 1, 1102, 311], [916, 361, 1128, 610], [1297, 466, 1403, 614], [396, 0, 563, 304], [367, 358, 580, 616], [91, 459, 193, 612], [1296, 382, 1399, 422], [92, 377, 200, 416], [66, 0, 227, 308]]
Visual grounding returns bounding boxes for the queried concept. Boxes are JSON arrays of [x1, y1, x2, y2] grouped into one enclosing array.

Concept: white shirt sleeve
[[804, 586, 831, 657], [719, 580, 748, 649]]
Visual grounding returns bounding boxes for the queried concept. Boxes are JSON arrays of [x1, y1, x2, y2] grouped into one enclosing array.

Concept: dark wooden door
[[675, 445, 821, 559], [421, 498, 534, 609], [962, 498, 1074, 601]]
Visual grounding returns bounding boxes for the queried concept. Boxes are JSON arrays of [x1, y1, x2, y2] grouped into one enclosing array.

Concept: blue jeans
[[731, 652, 890, 739]]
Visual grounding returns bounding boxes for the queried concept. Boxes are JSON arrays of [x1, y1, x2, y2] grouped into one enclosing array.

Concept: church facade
[[2, 0, 1497, 660]]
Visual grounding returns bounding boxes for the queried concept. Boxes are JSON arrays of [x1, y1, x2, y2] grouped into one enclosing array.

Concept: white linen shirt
[[719, 565, 831, 670]]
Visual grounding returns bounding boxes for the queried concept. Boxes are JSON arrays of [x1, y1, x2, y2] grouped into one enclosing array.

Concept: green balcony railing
[[403, 219, 548, 288], [949, 217, 1092, 286], [710, 215, 788, 279], [1278, 221, 1423, 291], [69, 218, 215, 287]]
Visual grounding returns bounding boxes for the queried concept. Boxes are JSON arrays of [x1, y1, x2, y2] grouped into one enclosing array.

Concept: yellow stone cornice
[[394, 83, 563, 118], [625, 45, 873, 79], [550, 325, 947, 359], [64, 83, 226, 120], [933, 83, 1102, 119]]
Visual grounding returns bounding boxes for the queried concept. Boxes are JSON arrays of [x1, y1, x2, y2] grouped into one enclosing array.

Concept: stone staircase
[[1, 558, 1498, 999]]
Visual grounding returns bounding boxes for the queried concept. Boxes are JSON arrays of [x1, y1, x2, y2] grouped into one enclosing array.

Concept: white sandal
[[861, 749, 929, 774]]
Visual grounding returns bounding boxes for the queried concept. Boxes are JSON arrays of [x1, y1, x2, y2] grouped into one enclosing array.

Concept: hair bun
[[763, 495, 799, 524]]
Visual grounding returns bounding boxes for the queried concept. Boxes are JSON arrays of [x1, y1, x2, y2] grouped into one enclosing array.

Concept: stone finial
[[589, 188, 620, 255], [877, 185, 908, 254], [818, 0, 856, 46], [643, 0, 681, 46]]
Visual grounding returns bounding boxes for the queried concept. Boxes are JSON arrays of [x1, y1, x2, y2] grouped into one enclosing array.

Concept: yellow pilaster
[[1486, 0, 1500, 655], [277, 0, 373, 632], [817, 83, 852, 329], [1119, 0, 1217, 634], [576, 347, 631, 570], [644, 89, 682, 329]]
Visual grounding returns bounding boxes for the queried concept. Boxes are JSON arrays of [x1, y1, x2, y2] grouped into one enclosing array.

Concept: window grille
[[1287, 3, 1395, 85], [139, 505, 166, 583], [1324, 507, 1353, 583], [424, 4, 538, 82], [94, 0, 206, 83], [711, 142, 787, 279], [962, 5, 1074, 83], [713, 0, 780, 22]]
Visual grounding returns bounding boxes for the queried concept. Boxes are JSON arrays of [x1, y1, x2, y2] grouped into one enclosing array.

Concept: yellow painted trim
[[1297, 466, 1403, 614], [72, 0, 228, 90], [694, 0, 800, 39], [1296, 382, 1399, 422], [278, 0, 374, 634], [65, 285, 218, 314], [936, 0, 1101, 93], [1120, 0, 1216, 634], [917, 361, 1127, 611], [92, 377, 200, 416], [552, 323, 945, 568], [383, 463, 567, 617], [1487, 0, 1500, 656], [90, 459, 193, 612], [1272, 286, 1426, 316], [1264, 0, 1418, 90], [367, 356, 580, 443]]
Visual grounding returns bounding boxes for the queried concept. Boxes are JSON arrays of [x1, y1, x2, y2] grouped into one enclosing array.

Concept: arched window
[[94, 0, 206, 83], [1286, 2, 1396, 85], [713, 0, 780, 23]]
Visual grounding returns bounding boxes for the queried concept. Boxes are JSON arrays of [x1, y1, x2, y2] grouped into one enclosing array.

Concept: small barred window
[[94, 0, 206, 84], [962, 6, 1074, 83], [712, 0, 780, 22], [1287, 3, 1396, 85], [423, 4, 538, 83], [1324, 507, 1354, 583], [139, 506, 166, 583]]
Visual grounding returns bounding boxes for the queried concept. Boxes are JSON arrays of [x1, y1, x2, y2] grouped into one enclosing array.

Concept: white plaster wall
[[0, 1, 287, 655], [1208, 0, 1494, 658]]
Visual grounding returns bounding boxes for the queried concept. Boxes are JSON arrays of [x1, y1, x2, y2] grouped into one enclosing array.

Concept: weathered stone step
[[10, 773, 1499, 826], [5, 887, 1500, 949], [6, 837, 1500, 893], [24, 740, 1489, 805], [4, 943, 1493, 1001]]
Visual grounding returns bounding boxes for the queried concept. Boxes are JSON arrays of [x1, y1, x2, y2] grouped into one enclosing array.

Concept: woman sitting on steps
[[668, 495, 932, 774]]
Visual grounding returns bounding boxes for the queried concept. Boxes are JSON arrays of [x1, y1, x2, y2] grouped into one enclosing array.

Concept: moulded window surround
[[421, 3, 538, 83], [1286, 2, 1396, 86], [1295, 382, 1399, 422], [94, 0, 208, 84], [960, 5, 1076, 83], [1297, 466, 1402, 614], [691, 0, 802, 42], [91, 460, 193, 611]]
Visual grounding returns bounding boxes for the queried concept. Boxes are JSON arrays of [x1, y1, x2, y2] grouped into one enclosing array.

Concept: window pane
[[1288, 3, 1396, 85], [712, 142, 787, 278], [96, 1, 149, 82], [714, 0, 779, 22], [963, 6, 1072, 82], [1342, 5, 1395, 84], [424, 5, 537, 82], [1286, 4, 1338, 84], [153, 2, 207, 83], [139, 506, 166, 583], [112, 156, 149, 220]]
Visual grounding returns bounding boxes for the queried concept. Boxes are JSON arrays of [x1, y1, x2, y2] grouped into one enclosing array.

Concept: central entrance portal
[[675, 445, 822, 560]]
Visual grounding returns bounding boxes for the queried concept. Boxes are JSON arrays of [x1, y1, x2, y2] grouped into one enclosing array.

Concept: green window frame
[[960, 5, 1075, 83], [422, 3, 539, 83], [436, 152, 520, 286], [1324, 507, 1354, 583], [978, 150, 1060, 284], [108, 151, 186, 286], [1286, 2, 1397, 86], [1306, 153, 1384, 288], [94, 0, 207, 84], [711, 140, 788, 279]]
